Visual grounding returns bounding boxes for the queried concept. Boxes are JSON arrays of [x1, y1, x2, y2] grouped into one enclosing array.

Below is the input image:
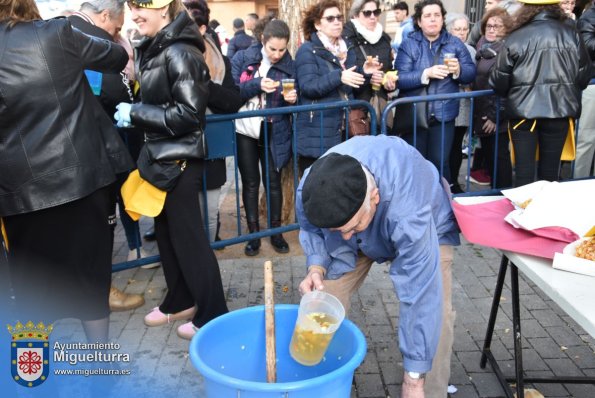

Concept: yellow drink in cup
[[289, 291, 345, 366], [443, 52, 457, 69], [290, 312, 339, 366], [282, 78, 295, 96]]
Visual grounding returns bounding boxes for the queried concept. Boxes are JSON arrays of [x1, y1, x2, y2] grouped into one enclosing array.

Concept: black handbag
[[392, 86, 430, 136], [145, 129, 205, 162], [137, 144, 184, 192], [392, 44, 443, 136]]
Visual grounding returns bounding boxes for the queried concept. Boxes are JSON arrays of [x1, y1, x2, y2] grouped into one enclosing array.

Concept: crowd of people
[[1, 0, 594, 397]]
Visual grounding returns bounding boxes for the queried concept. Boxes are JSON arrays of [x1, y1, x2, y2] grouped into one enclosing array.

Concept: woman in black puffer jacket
[[119, 0, 228, 340], [490, 0, 592, 187]]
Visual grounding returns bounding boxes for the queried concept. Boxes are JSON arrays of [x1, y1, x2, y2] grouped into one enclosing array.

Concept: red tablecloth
[[452, 198, 572, 259]]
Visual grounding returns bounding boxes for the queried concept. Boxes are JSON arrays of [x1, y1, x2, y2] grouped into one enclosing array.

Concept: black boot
[[244, 221, 261, 256], [270, 221, 289, 254]]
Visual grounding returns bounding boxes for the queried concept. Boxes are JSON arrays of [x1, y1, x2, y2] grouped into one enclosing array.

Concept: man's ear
[[99, 9, 110, 23], [371, 187, 380, 205]]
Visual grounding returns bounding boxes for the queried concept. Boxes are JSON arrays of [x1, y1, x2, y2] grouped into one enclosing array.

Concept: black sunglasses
[[322, 14, 344, 23], [361, 9, 382, 18]]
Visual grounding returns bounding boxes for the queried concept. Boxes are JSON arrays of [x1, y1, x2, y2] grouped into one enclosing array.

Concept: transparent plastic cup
[[289, 290, 345, 366], [281, 78, 295, 97], [442, 52, 457, 68]]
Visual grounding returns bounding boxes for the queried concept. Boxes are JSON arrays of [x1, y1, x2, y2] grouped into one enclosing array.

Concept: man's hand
[[401, 372, 425, 398], [298, 266, 325, 295]]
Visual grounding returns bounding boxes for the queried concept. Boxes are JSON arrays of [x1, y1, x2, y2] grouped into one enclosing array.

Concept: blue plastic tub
[[190, 304, 366, 397]]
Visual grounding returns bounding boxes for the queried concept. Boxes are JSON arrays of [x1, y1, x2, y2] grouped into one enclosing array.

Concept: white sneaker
[[127, 248, 160, 269]]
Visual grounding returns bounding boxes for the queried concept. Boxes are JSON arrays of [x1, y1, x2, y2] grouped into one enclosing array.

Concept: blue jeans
[[404, 120, 455, 183]]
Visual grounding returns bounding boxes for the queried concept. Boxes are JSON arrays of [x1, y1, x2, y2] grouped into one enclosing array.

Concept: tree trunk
[[259, 0, 352, 225]]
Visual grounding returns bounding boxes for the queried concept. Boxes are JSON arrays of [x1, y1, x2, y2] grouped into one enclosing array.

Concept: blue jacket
[[296, 135, 460, 373], [226, 29, 254, 60], [395, 29, 476, 122], [231, 43, 295, 169], [294, 33, 358, 158]]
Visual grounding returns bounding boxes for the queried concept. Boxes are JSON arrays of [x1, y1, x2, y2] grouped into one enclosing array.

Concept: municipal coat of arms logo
[[7, 321, 53, 387]]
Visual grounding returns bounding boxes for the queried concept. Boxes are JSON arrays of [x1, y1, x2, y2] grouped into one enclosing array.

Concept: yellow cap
[[517, 0, 560, 4], [129, 0, 174, 9]]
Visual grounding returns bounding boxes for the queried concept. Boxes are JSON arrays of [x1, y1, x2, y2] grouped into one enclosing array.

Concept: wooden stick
[[264, 260, 276, 383]]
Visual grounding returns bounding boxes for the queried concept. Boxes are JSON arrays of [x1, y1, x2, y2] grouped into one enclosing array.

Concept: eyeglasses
[[486, 24, 503, 31], [322, 14, 344, 23], [361, 9, 382, 18], [452, 27, 469, 32]]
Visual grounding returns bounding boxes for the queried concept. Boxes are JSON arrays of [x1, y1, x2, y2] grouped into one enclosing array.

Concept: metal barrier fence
[[114, 86, 591, 272], [113, 100, 377, 271]]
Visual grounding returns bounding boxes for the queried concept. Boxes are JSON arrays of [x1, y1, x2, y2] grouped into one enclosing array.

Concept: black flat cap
[[301, 153, 367, 228]]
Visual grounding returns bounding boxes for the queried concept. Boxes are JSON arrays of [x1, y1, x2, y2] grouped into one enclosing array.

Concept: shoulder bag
[[392, 44, 443, 136]]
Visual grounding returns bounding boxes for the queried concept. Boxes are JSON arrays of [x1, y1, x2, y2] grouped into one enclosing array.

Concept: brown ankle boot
[[109, 287, 145, 312]]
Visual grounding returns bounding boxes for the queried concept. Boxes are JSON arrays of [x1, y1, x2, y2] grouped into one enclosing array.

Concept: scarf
[[317, 31, 348, 67], [351, 19, 383, 45]]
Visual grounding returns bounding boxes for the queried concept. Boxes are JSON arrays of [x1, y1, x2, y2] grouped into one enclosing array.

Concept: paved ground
[[44, 159, 594, 398], [42, 210, 595, 398]]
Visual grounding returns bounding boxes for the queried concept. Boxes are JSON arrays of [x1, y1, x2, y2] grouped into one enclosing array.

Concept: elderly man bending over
[[296, 135, 460, 398]]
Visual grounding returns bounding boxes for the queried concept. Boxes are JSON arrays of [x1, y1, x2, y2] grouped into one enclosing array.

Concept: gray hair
[[80, 0, 125, 17], [445, 12, 469, 31], [349, 0, 380, 19]]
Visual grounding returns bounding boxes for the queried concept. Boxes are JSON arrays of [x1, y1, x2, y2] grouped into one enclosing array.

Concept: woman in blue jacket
[[294, 0, 370, 174], [231, 19, 296, 256], [394, 0, 475, 184]]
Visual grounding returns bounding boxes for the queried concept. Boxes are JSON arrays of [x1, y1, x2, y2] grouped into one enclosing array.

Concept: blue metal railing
[[115, 83, 595, 271], [114, 100, 377, 271]]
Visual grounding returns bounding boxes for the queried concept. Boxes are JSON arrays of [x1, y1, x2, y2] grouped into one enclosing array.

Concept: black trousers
[[480, 133, 513, 189], [509, 118, 569, 187], [155, 160, 228, 327], [236, 132, 282, 224], [3, 185, 113, 322]]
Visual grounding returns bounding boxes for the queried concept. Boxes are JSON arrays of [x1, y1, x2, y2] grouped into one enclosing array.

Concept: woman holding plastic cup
[[394, 0, 476, 185], [342, 0, 398, 130], [231, 18, 296, 256]]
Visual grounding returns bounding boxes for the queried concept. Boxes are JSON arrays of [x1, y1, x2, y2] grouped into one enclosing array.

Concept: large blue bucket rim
[[189, 304, 367, 393]]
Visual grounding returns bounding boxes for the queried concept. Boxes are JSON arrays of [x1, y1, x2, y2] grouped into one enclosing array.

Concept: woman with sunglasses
[[393, 0, 476, 186], [295, 0, 376, 174], [472, 8, 514, 189], [116, 0, 228, 340], [342, 0, 397, 131]]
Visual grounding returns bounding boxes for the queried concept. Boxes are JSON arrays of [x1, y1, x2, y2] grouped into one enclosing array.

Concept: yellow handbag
[[120, 169, 167, 221], [508, 118, 576, 165]]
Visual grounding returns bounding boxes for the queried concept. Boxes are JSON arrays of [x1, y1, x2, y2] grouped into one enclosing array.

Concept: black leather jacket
[[68, 14, 131, 119], [490, 11, 592, 120], [130, 12, 209, 159], [578, 6, 595, 72], [0, 18, 130, 217]]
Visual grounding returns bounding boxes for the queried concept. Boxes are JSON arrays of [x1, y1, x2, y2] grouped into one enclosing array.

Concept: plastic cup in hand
[[289, 290, 345, 366], [281, 78, 295, 96], [442, 52, 457, 69]]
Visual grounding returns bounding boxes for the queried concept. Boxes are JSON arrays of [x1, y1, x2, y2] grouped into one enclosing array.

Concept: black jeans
[[450, 126, 467, 186], [155, 160, 228, 327], [236, 131, 282, 223], [480, 133, 513, 189], [509, 117, 569, 187]]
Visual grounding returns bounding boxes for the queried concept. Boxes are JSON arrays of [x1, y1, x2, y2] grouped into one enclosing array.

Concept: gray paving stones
[[97, 217, 595, 398]]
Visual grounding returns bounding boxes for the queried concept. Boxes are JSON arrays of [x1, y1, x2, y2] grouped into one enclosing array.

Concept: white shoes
[[127, 248, 160, 269]]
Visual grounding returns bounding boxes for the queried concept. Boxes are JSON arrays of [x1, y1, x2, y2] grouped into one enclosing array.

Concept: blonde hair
[[0, 0, 41, 27], [167, 0, 185, 22]]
